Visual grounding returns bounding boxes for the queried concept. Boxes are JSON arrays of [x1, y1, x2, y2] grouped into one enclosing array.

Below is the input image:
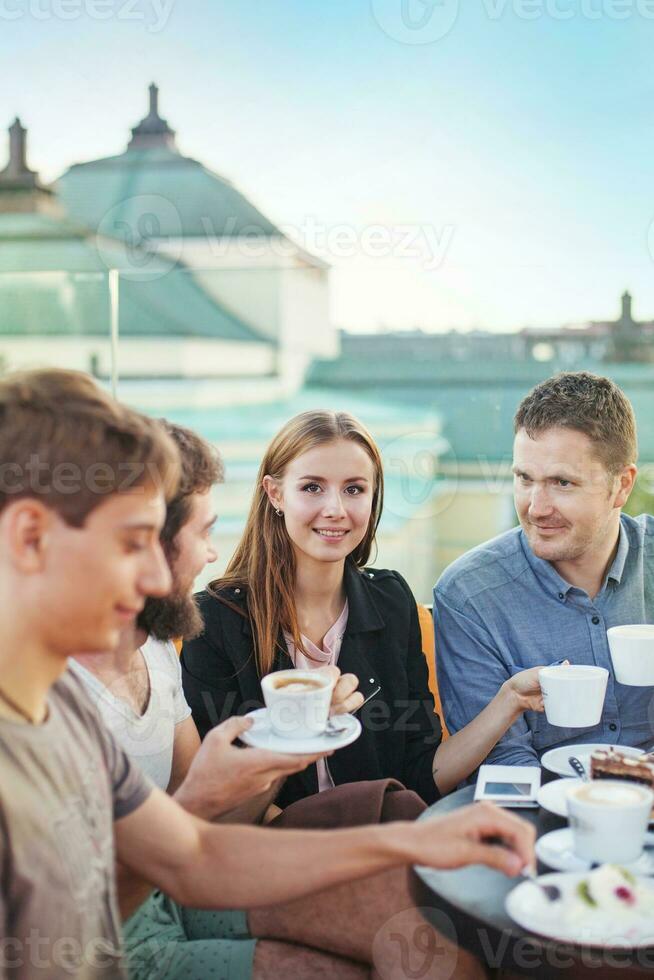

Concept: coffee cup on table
[[538, 664, 608, 727], [607, 624, 654, 686], [567, 780, 654, 865], [261, 669, 335, 740]]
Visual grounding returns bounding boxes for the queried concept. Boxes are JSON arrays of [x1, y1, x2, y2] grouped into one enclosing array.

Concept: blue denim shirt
[[433, 514, 654, 768]]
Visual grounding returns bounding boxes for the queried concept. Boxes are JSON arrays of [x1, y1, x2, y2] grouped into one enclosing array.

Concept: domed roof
[[56, 85, 280, 241], [0, 211, 265, 342]]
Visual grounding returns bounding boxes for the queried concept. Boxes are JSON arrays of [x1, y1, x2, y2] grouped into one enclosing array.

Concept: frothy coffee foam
[[272, 676, 325, 693], [572, 783, 648, 806]]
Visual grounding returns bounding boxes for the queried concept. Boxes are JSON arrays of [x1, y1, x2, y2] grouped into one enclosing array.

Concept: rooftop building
[[57, 84, 337, 371], [1, 86, 337, 398]]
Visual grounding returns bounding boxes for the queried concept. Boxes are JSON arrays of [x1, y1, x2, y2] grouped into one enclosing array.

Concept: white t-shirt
[[69, 637, 192, 792]]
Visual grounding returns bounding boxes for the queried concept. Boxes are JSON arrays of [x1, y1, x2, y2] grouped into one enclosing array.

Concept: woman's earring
[[275, 508, 283, 517]]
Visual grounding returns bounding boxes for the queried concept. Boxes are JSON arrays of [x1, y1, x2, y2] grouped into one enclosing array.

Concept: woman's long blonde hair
[[209, 410, 384, 676]]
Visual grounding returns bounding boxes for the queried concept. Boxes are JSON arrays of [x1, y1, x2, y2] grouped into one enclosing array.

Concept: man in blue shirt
[[434, 371, 654, 768]]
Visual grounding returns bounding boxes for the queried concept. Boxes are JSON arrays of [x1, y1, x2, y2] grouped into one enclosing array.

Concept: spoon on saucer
[[568, 756, 589, 781]]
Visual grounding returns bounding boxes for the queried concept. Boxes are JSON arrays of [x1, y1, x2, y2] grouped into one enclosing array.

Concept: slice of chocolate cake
[[590, 747, 654, 807]]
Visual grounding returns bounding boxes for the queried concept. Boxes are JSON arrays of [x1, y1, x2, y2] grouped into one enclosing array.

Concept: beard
[[137, 589, 204, 643]]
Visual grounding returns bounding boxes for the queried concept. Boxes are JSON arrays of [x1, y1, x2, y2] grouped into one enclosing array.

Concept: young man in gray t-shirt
[[0, 369, 535, 980], [0, 671, 150, 978]]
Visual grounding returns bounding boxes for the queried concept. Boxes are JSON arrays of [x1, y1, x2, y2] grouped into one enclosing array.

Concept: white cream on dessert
[[571, 865, 654, 918]]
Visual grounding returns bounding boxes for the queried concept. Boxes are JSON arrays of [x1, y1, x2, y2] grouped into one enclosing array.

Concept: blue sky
[[3, 0, 654, 331]]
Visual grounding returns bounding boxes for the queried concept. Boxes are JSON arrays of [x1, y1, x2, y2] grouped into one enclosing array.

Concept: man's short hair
[[157, 420, 223, 558], [514, 371, 638, 475], [0, 369, 180, 525]]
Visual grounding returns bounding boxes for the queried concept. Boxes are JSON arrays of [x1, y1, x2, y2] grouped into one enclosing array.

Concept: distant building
[[519, 291, 654, 364], [57, 84, 336, 392], [0, 86, 337, 403], [310, 299, 654, 579], [0, 118, 277, 401], [314, 290, 654, 370]]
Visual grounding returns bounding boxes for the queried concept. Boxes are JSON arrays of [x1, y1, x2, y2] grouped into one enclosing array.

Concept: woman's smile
[[313, 527, 350, 540]]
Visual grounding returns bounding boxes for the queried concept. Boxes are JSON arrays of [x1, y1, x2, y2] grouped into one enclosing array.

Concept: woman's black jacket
[[181, 562, 443, 807]]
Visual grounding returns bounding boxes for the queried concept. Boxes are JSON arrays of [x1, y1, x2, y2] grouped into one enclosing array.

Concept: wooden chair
[[417, 604, 449, 739]]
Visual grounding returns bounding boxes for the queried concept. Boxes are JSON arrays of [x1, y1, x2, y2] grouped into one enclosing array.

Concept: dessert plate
[[537, 777, 583, 818], [541, 743, 643, 778], [506, 872, 654, 948], [536, 828, 654, 875], [239, 707, 361, 754]]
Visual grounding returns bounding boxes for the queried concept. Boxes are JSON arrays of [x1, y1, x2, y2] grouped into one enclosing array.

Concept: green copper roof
[[0, 212, 266, 341], [309, 354, 654, 464], [56, 146, 280, 240]]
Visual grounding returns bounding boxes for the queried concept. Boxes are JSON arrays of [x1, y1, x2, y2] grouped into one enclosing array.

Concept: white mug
[[538, 664, 608, 728], [567, 780, 654, 864], [607, 624, 654, 687], [261, 669, 335, 740]]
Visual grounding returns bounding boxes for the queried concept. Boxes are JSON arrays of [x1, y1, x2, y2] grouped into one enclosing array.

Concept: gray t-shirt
[[70, 638, 192, 792], [0, 669, 152, 978]]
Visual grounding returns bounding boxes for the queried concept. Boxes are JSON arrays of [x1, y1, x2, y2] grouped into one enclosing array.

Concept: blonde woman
[[182, 410, 544, 806]]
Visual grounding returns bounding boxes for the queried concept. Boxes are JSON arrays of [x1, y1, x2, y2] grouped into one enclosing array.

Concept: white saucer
[[541, 743, 643, 778], [537, 776, 582, 817], [238, 708, 362, 754], [506, 872, 654, 948], [536, 828, 654, 874]]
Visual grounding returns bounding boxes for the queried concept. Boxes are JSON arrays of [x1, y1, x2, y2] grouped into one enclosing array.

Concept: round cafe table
[[410, 785, 654, 978]]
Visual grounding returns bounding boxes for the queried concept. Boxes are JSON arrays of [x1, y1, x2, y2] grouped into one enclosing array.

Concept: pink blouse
[[283, 600, 349, 792]]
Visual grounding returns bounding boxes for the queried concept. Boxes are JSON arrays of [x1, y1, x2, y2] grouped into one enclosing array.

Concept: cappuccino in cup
[[572, 782, 647, 806], [261, 669, 334, 740], [567, 779, 654, 864], [270, 676, 326, 693]]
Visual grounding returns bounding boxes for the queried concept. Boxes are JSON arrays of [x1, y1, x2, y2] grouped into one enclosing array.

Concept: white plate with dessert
[[506, 865, 654, 948], [539, 746, 654, 820], [536, 828, 654, 875], [541, 743, 644, 779]]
